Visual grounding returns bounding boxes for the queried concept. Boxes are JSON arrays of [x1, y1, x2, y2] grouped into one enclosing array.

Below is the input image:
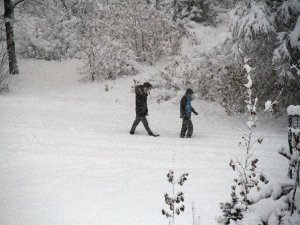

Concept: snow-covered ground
[[0, 59, 288, 225]]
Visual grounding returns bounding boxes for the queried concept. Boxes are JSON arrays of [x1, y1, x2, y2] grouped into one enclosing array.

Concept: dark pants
[[180, 118, 193, 138], [130, 116, 153, 135]]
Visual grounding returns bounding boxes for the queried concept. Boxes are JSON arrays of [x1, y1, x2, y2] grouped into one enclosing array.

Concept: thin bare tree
[[3, 0, 27, 74]]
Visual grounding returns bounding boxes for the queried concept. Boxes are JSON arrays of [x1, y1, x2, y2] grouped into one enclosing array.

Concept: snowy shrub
[[19, 16, 81, 60], [220, 64, 245, 114], [160, 57, 198, 90], [229, 1, 276, 41], [162, 170, 188, 225], [80, 39, 136, 81], [74, 0, 137, 81], [226, 0, 283, 109], [235, 130, 300, 225], [17, 0, 82, 60], [225, 0, 300, 111], [152, 51, 223, 102], [18, 0, 182, 78], [273, 14, 300, 108], [272, 0, 300, 108], [219, 56, 278, 225], [275, 0, 300, 29], [111, 1, 184, 64], [150, 57, 199, 102], [219, 185, 245, 225]]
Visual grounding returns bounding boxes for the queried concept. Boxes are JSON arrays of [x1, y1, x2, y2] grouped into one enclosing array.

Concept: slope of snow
[[0, 59, 288, 225], [181, 17, 231, 58]]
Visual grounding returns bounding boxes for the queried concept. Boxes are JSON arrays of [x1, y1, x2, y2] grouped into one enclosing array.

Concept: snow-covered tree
[[271, 0, 300, 107], [225, 0, 300, 110], [111, 0, 183, 64], [158, 0, 217, 24], [17, 0, 81, 60], [226, 0, 279, 109]]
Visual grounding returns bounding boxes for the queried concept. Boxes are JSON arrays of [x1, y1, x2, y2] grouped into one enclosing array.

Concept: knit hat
[[143, 82, 152, 88], [186, 88, 193, 95]]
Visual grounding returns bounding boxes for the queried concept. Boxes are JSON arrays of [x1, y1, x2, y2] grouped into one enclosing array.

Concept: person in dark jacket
[[130, 82, 159, 136], [180, 88, 198, 138]]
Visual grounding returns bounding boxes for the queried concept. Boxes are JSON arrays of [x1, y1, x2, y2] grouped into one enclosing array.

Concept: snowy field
[[0, 59, 288, 225]]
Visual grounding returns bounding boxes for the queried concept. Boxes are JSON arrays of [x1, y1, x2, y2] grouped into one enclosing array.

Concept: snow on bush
[[271, 0, 300, 108], [275, 0, 300, 28], [225, 1, 282, 112], [17, 0, 183, 80], [273, 12, 300, 79], [217, 0, 300, 112], [222, 101, 300, 225], [272, 16, 300, 108], [80, 39, 136, 81], [19, 15, 81, 60], [229, 1, 275, 41], [73, 0, 137, 81], [111, 1, 184, 64], [150, 53, 222, 103]]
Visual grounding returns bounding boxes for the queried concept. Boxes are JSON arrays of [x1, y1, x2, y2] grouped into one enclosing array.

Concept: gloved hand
[[194, 111, 198, 115]]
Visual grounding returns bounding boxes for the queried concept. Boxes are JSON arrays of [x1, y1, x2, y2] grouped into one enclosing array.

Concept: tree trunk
[[172, 0, 178, 21], [155, 0, 160, 10], [4, 0, 19, 74]]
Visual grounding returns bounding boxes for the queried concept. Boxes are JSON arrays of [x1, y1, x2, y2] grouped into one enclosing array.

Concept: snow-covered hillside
[[0, 58, 288, 225]]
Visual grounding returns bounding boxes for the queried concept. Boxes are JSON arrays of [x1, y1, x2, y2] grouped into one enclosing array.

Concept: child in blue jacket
[[180, 88, 198, 138]]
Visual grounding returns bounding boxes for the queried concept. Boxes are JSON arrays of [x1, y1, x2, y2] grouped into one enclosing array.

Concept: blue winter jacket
[[180, 95, 195, 119]]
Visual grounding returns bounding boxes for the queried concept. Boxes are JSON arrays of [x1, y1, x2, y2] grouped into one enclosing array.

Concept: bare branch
[[279, 151, 291, 160], [12, 0, 26, 8]]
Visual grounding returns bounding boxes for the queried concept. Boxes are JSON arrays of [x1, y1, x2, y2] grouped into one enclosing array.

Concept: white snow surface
[[287, 105, 300, 116], [0, 59, 289, 225], [181, 20, 231, 57], [241, 197, 289, 225]]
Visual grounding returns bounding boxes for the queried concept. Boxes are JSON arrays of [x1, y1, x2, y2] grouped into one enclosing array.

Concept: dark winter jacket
[[135, 85, 148, 117], [180, 95, 196, 119]]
